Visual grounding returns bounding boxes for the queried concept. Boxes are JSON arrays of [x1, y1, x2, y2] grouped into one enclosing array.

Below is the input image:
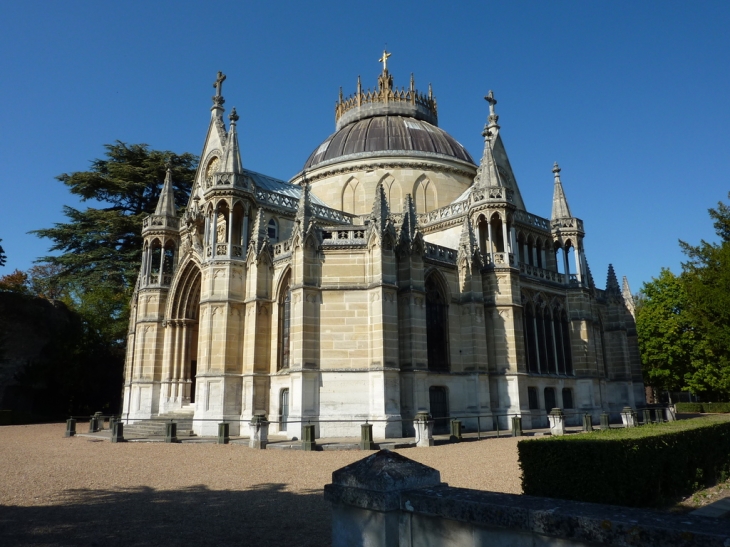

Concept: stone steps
[[124, 410, 196, 438]]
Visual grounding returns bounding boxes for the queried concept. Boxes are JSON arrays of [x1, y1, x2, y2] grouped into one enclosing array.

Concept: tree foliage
[[636, 269, 696, 393], [0, 269, 30, 294], [638, 193, 730, 400]]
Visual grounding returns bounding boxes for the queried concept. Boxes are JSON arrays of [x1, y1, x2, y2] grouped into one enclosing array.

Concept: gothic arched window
[[268, 218, 278, 242], [425, 275, 449, 372], [278, 273, 291, 371]]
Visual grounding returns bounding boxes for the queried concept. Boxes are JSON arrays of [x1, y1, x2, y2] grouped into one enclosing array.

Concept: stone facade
[[122, 63, 644, 438]]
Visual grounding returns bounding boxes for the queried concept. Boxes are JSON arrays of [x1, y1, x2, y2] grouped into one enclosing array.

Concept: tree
[[635, 269, 696, 394], [27, 263, 69, 300], [680, 194, 730, 398], [0, 269, 30, 294], [32, 142, 197, 344]]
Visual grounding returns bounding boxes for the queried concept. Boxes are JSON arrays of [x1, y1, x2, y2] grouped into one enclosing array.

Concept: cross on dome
[[378, 50, 391, 72]]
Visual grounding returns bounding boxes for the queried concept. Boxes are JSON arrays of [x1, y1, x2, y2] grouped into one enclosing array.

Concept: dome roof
[[303, 115, 475, 170]]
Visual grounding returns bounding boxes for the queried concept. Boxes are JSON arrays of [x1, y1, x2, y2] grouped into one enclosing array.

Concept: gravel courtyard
[[0, 423, 521, 546]]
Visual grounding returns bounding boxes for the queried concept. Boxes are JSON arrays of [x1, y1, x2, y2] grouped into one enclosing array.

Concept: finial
[[339, 87, 343, 101], [229, 107, 239, 123], [212, 71, 226, 107], [485, 90, 499, 125], [410, 73, 415, 92], [428, 83, 433, 99], [481, 125, 492, 140], [552, 162, 561, 176], [357, 75, 362, 93], [378, 49, 391, 72]]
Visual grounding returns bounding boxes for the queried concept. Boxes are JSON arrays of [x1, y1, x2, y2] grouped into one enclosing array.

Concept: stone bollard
[[88, 415, 99, 433], [665, 406, 676, 422], [414, 412, 434, 447], [218, 422, 230, 445], [360, 423, 375, 450], [302, 423, 316, 451], [324, 450, 441, 547], [249, 411, 269, 449], [449, 419, 462, 442], [165, 421, 178, 443], [582, 413, 593, 432], [620, 406, 636, 427], [65, 418, 76, 437], [111, 420, 124, 443], [548, 408, 566, 436], [642, 409, 652, 425], [94, 412, 104, 430], [600, 412, 610, 430], [511, 415, 522, 437]]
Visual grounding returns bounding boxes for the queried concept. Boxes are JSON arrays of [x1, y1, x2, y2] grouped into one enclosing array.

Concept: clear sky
[[1, 1, 729, 292]]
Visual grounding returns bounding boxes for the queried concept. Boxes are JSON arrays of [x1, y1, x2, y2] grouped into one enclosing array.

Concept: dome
[[303, 115, 475, 170]]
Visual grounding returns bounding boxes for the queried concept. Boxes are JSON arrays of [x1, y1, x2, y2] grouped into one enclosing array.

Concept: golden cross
[[378, 50, 391, 72]]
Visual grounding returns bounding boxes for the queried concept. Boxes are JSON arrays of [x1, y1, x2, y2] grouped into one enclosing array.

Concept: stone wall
[[325, 450, 730, 547]]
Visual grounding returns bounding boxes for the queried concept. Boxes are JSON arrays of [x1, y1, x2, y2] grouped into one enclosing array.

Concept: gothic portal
[[123, 58, 644, 437]]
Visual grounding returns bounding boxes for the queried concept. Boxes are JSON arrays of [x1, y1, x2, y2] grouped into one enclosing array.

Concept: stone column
[[227, 207, 234, 257], [511, 227, 519, 262], [487, 221, 495, 263], [248, 411, 269, 449], [548, 408, 566, 436], [574, 245, 582, 283], [563, 249, 570, 277], [414, 411, 434, 447], [501, 219, 510, 254]]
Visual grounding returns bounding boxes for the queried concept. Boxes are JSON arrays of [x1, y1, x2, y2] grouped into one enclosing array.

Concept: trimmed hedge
[[676, 402, 730, 413], [519, 417, 730, 507]]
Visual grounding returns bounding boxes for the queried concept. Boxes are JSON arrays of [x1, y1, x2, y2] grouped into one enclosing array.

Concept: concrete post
[[248, 412, 269, 449], [511, 415, 522, 437], [360, 423, 375, 451], [324, 450, 441, 547], [620, 407, 636, 428], [218, 422, 230, 444], [65, 418, 76, 437], [165, 421, 178, 443], [449, 419, 462, 442], [302, 423, 316, 451], [600, 412, 610, 430], [642, 409, 652, 425], [414, 412, 434, 447], [548, 408, 566, 436], [111, 421, 125, 443], [582, 413, 593, 432]]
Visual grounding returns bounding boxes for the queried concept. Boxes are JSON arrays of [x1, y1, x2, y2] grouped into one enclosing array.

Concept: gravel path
[[0, 423, 521, 546]]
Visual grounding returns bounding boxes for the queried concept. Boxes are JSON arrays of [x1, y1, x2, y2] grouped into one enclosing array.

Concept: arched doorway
[[169, 261, 202, 404]]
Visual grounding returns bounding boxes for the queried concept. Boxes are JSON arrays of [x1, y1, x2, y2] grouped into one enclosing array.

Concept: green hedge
[[676, 402, 730, 413], [519, 417, 730, 507]]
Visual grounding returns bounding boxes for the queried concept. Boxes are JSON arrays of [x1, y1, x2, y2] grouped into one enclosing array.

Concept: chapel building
[[123, 60, 644, 438]]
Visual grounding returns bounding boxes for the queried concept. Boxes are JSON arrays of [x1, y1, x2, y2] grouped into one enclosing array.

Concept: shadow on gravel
[[0, 483, 328, 547]]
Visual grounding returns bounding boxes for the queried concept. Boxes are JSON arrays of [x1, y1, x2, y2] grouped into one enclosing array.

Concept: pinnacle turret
[[551, 162, 573, 220], [457, 217, 479, 265], [154, 165, 177, 218], [606, 264, 621, 294], [369, 182, 390, 233], [474, 127, 503, 188], [220, 108, 243, 174], [295, 181, 314, 235]]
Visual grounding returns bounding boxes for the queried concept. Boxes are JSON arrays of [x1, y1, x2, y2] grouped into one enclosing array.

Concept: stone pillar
[[501, 219, 510, 254], [574, 245, 582, 282], [510, 226, 518, 261], [414, 411, 434, 447], [548, 408, 566, 436], [248, 411, 268, 449], [324, 450, 441, 547], [563, 250, 570, 277], [227, 208, 234, 257], [620, 406, 636, 427], [487, 221, 495, 263]]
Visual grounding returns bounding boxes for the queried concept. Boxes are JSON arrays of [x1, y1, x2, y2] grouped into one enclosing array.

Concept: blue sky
[[1, 1, 729, 292]]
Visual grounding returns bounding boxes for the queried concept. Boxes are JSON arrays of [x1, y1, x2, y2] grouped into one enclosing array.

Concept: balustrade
[[424, 243, 457, 264], [519, 262, 566, 284]]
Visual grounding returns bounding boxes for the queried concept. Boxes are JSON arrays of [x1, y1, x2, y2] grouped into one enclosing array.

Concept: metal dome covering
[[303, 115, 475, 170]]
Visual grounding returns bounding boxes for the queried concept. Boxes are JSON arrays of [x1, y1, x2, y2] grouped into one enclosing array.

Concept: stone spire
[[401, 193, 418, 242], [295, 181, 314, 235], [606, 264, 621, 295], [248, 208, 268, 256], [154, 165, 177, 217], [622, 276, 636, 318], [457, 217, 479, 265], [369, 182, 390, 233], [551, 162, 573, 220], [220, 108, 243, 174], [474, 127, 503, 188]]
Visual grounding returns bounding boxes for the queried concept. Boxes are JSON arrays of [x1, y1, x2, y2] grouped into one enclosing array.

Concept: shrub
[[676, 402, 730, 413], [518, 417, 730, 507]]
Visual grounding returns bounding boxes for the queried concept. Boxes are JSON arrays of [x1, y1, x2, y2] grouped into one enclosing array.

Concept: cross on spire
[[213, 71, 226, 97], [485, 90, 499, 125], [378, 50, 391, 72]]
